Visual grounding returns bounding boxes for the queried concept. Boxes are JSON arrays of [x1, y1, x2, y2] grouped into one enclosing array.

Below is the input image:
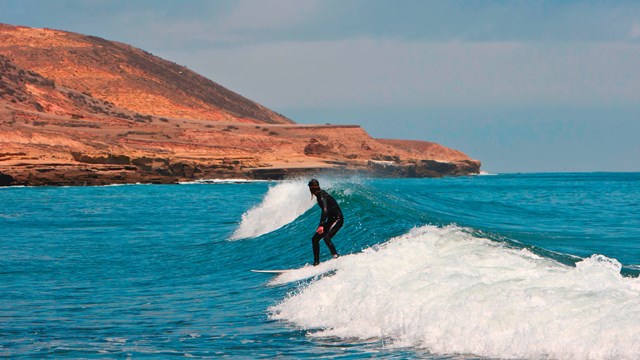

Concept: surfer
[[308, 179, 342, 266]]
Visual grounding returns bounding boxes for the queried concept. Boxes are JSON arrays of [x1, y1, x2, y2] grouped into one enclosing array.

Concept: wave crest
[[270, 225, 640, 359], [230, 179, 316, 240]]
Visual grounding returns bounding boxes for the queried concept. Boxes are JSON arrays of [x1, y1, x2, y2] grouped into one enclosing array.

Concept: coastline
[[0, 158, 481, 187], [0, 23, 481, 187]]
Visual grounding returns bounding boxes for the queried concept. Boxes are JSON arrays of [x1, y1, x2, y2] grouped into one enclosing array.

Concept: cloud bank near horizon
[[163, 39, 640, 111]]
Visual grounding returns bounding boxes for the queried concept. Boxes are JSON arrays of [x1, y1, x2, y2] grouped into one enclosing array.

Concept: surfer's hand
[[316, 226, 324, 234]]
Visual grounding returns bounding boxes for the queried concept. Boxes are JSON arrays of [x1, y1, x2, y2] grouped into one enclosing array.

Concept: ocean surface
[[1, 173, 639, 359]]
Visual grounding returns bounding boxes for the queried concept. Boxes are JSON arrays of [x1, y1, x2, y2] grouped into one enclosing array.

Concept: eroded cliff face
[[0, 24, 480, 186]]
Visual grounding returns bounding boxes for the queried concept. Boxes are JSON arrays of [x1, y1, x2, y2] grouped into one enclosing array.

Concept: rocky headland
[[0, 24, 480, 186]]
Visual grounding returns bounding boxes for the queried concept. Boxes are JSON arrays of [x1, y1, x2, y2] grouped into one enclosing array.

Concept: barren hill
[[0, 24, 480, 186], [0, 23, 292, 124]]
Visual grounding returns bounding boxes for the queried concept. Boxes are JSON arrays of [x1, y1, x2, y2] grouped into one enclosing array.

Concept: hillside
[[0, 24, 480, 186], [0, 23, 292, 124]]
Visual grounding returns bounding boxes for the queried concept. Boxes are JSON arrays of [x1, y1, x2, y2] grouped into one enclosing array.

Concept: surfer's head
[[308, 179, 321, 196]]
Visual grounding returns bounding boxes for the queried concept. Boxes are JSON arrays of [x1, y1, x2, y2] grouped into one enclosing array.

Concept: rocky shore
[[0, 159, 481, 187], [0, 117, 480, 186]]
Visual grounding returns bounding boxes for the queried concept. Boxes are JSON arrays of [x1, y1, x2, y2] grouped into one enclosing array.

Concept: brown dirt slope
[[376, 139, 470, 162], [0, 23, 292, 124]]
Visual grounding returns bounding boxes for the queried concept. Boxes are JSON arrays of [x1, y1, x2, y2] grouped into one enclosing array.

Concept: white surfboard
[[251, 269, 293, 274]]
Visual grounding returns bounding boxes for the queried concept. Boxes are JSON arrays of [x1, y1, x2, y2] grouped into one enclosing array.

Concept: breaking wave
[[270, 225, 640, 359], [230, 178, 325, 240]]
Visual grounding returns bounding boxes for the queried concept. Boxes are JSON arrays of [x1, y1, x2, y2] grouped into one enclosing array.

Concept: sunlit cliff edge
[[0, 24, 480, 186]]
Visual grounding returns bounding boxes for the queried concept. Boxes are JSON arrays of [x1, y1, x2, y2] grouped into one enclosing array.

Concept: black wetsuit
[[312, 190, 343, 265]]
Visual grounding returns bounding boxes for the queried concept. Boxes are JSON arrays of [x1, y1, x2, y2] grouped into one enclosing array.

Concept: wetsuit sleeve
[[319, 193, 329, 226]]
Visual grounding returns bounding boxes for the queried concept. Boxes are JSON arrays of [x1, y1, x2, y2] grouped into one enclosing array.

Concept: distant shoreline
[[0, 160, 481, 187]]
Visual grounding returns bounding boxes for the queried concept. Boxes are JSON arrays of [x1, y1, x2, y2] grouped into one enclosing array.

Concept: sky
[[1, 0, 639, 173]]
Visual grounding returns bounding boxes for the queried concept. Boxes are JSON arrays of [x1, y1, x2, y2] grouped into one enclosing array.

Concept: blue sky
[[1, 0, 639, 172]]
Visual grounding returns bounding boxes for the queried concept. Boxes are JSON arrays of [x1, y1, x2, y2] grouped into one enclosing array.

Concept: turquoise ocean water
[[1, 173, 639, 359]]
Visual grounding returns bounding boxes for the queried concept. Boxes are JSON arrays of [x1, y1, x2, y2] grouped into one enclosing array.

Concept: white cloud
[[631, 22, 640, 39], [161, 39, 640, 111], [220, 0, 321, 32]]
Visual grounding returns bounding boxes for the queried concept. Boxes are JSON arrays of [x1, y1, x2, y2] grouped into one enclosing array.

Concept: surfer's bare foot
[[313, 261, 319, 266], [333, 254, 339, 259]]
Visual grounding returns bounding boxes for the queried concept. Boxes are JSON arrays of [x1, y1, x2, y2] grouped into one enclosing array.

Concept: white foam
[[267, 258, 341, 285], [230, 179, 317, 240], [270, 225, 640, 359], [179, 178, 271, 184]]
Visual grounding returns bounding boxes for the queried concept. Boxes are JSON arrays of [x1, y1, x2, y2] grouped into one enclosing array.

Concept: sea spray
[[270, 225, 640, 359], [230, 178, 338, 240]]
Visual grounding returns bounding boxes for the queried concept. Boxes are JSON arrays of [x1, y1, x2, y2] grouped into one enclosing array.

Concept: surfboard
[[251, 269, 292, 274]]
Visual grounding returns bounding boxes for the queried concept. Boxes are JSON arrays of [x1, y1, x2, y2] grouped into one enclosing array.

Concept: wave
[[230, 179, 320, 240], [179, 179, 272, 185], [270, 225, 640, 359]]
